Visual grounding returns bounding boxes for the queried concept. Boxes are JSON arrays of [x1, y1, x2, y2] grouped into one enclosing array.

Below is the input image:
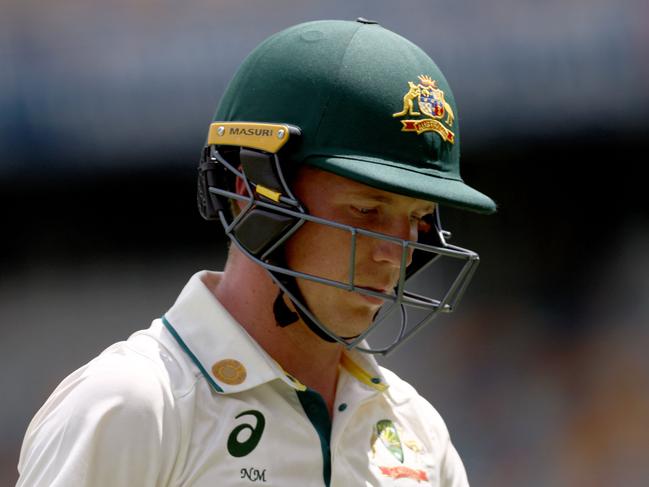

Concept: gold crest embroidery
[[393, 75, 455, 143]]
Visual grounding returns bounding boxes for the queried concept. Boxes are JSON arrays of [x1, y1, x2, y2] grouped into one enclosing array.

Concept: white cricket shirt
[[17, 271, 469, 486]]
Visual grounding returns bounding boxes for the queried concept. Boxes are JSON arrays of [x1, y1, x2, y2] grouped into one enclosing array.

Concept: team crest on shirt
[[393, 74, 455, 144], [370, 419, 430, 483]]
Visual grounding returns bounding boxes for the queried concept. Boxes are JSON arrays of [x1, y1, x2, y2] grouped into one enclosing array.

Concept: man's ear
[[234, 166, 249, 211]]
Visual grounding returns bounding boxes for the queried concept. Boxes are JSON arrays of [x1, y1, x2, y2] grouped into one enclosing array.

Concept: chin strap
[[272, 290, 299, 326], [272, 281, 368, 344], [272, 282, 337, 343], [267, 244, 339, 343]]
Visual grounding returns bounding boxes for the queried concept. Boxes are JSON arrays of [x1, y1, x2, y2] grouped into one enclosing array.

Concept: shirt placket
[[329, 369, 384, 485]]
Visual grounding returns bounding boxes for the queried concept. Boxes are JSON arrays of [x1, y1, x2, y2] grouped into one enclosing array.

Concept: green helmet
[[214, 18, 495, 214], [198, 19, 495, 355]]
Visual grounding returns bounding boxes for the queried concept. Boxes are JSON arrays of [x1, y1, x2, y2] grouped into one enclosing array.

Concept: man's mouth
[[358, 282, 396, 293], [355, 285, 392, 306]]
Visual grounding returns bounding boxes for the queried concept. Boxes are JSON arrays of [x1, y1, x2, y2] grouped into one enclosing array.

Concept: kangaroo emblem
[[393, 81, 422, 117]]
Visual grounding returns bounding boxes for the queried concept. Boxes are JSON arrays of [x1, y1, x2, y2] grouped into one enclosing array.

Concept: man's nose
[[370, 218, 416, 268]]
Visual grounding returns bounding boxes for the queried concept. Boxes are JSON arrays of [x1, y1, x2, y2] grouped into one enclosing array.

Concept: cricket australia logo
[[393, 75, 455, 144], [370, 419, 430, 483]]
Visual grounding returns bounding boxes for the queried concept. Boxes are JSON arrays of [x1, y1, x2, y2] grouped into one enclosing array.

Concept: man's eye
[[352, 206, 376, 215]]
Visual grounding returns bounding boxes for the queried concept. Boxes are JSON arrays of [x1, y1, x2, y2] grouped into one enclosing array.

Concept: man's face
[[284, 167, 436, 338]]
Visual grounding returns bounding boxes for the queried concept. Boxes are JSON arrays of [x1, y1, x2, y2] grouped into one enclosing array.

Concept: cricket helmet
[[197, 19, 496, 355]]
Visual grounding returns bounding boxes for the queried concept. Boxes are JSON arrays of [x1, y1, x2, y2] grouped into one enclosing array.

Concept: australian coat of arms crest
[[393, 74, 455, 144], [369, 419, 430, 483]]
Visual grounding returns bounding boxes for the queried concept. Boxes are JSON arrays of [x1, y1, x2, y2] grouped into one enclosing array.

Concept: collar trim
[[340, 354, 388, 392], [274, 362, 308, 392], [162, 315, 224, 393]]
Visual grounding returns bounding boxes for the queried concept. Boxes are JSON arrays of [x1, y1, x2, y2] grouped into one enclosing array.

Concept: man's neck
[[209, 249, 343, 416]]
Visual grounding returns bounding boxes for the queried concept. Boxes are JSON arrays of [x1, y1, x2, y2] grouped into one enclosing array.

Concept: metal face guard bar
[[201, 140, 479, 355], [204, 145, 480, 356]]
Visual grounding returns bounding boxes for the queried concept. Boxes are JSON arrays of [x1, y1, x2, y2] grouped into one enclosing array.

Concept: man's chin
[[299, 287, 382, 339], [319, 309, 377, 341]]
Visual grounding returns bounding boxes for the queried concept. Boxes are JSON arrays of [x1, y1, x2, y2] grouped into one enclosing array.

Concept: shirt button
[[338, 403, 348, 412]]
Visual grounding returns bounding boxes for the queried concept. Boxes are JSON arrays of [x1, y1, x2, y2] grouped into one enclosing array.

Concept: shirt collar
[[339, 352, 388, 393], [163, 270, 387, 395]]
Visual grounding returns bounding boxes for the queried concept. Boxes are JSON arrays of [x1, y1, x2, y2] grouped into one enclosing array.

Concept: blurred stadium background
[[2, 0, 648, 485]]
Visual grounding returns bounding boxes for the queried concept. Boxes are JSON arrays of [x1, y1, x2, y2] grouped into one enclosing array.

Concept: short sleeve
[[17, 350, 178, 487]]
